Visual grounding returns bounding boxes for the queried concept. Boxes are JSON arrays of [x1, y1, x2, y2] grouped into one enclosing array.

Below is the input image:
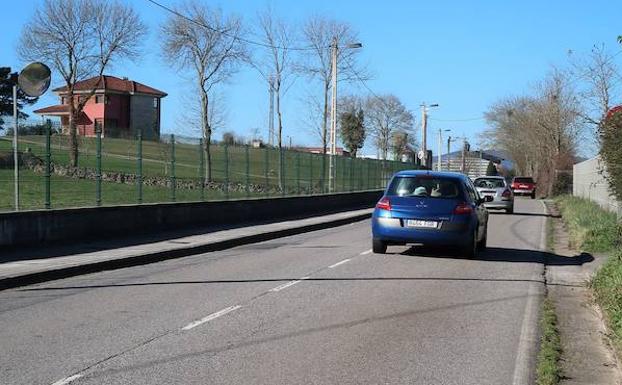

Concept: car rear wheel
[[531, 192, 536, 199], [477, 230, 487, 250], [465, 230, 477, 259], [372, 238, 387, 254], [506, 206, 514, 214]]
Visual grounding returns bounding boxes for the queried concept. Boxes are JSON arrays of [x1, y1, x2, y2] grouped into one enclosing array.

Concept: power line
[[145, 0, 319, 52], [429, 116, 485, 122]]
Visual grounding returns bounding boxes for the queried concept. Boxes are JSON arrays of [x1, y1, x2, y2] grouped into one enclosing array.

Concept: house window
[[153, 98, 158, 109], [96, 95, 107, 104], [61, 96, 67, 104]]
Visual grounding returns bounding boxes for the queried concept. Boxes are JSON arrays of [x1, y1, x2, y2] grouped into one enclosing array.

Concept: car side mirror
[[484, 195, 494, 203]]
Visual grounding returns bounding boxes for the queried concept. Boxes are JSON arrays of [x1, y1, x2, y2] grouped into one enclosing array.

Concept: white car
[[473, 176, 514, 214]]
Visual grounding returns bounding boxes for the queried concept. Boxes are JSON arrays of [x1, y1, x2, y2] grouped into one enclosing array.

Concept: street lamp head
[[429, 103, 439, 107], [345, 42, 362, 49]]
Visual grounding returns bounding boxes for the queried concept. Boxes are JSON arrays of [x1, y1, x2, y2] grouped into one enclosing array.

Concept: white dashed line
[[269, 277, 310, 292], [328, 258, 351, 268], [360, 249, 372, 255], [51, 374, 83, 385], [182, 305, 241, 331]]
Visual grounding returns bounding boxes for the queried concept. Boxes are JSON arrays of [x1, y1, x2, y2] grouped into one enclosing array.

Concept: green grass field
[[0, 135, 411, 211]]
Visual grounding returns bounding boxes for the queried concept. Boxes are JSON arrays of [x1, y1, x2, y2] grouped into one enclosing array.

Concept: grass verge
[[592, 252, 622, 356], [554, 195, 620, 253], [536, 298, 562, 385], [554, 195, 622, 360]]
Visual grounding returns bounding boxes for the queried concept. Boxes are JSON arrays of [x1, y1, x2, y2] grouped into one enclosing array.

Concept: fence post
[[350, 156, 354, 192], [264, 146, 269, 197], [96, 128, 102, 206], [296, 150, 301, 195], [320, 155, 325, 194], [366, 159, 371, 190], [170, 134, 176, 202], [309, 152, 314, 195], [199, 138, 205, 201], [224, 143, 230, 200], [245, 144, 250, 199], [281, 148, 286, 196], [45, 125, 51, 209], [137, 132, 143, 204]]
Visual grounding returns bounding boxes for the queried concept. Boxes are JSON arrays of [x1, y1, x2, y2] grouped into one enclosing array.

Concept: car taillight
[[453, 202, 473, 215], [502, 189, 511, 198], [511, 183, 518, 189], [376, 197, 391, 211]]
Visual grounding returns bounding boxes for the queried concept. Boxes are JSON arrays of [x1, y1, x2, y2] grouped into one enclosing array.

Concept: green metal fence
[[0, 133, 417, 212]]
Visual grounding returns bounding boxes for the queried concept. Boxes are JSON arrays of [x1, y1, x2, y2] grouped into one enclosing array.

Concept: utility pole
[[461, 138, 467, 174], [328, 37, 338, 192], [447, 135, 452, 172], [268, 75, 275, 146], [437, 128, 442, 171], [13, 85, 19, 211]]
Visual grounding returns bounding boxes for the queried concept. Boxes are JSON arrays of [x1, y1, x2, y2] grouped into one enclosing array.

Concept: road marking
[[182, 305, 241, 331], [328, 258, 351, 268], [360, 249, 372, 255], [269, 277, 309, 292], [51, 374, 83, 385], [511, 200, 548, 385]]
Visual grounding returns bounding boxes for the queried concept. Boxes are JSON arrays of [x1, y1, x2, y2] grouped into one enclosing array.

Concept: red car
[[511, 177, 536, 199]]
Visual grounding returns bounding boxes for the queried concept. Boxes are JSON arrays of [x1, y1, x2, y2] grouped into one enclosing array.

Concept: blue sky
[[3, 0, 621, 157]]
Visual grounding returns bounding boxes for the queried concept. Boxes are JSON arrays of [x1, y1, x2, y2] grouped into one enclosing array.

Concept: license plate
[[519, 185, 528, 188], [406, 220, 438, 228]]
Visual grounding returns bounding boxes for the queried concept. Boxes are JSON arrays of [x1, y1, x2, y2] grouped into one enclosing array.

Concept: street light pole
[[328, 38, 361, 192], [420, 102, 438, 169], [438, 129, 450, 171]]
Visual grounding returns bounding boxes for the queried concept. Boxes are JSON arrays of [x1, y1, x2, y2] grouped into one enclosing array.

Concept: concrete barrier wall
[[573, 156, 621, 218], [0, 191, 383, 247]]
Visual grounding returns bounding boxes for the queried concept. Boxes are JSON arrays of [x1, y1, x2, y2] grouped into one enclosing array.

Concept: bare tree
[[19, 0, 145, 167], [161, 1, 246, 181], [391, 131, 415, 161], [484, 69, 582, 195], [252, 6, 296, 189], [300, 16, 367, 154], [569, 45, 621, 143], [365, 95, 415, 160], [178, 86, 228, 136]]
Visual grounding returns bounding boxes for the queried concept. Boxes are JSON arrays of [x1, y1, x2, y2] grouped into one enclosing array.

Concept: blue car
[[372, 170, 490, 257]]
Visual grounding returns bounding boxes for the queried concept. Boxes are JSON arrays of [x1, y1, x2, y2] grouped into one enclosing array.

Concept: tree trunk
[[276, 82, 284, 191], [200, 87, 212, 182], [68, 91, 78, 167]]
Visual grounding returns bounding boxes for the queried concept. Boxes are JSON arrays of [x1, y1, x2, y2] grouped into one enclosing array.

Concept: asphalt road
[[0, 198, 547, 385]]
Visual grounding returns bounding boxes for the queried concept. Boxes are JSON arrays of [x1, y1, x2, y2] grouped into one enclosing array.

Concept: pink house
[[34, 75, 167, 140]]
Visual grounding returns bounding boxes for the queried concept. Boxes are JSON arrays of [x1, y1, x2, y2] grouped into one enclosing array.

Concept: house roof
[[33, 105, 69, 115], [52, 75, 167, 97]]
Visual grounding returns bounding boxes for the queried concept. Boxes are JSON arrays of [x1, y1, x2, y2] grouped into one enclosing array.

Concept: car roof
[[474, 176, 505, 180], [393, 169, 467, 181]]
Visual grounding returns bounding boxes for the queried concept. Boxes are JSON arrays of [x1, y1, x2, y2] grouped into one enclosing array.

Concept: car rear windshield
[[474, 178, 506, 188], [514, 177, 534, 184], [387, 176, 463, 199]]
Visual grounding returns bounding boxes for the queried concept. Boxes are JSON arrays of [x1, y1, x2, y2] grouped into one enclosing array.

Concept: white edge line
[[511, 200, 548, 385], [51, 374, 83, 385], [182, 305, 241, 331], [269, 276, 310, 292], [360, 249, 372, 255], [328, 258, 351, 268]]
